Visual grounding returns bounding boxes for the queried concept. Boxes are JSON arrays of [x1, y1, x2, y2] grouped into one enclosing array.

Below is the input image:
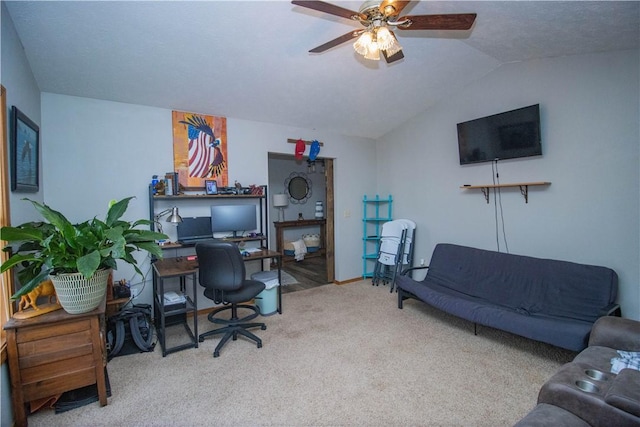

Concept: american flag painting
[[172, 111, 228, 189]]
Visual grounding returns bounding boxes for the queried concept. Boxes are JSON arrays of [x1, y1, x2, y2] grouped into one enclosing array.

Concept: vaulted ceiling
[[5, 1, 639, 139]]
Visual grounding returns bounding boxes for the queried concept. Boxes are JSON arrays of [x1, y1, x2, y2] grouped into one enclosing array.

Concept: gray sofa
[[515, 316, 640, 426], [396, 243, 620, 351]]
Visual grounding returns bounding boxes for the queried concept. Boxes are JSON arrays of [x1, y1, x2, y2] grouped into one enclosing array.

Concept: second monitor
[[210, 204, 257, 238]]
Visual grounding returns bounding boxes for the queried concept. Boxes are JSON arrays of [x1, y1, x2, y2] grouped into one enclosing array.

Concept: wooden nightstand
[[4, 299, 108, 427]]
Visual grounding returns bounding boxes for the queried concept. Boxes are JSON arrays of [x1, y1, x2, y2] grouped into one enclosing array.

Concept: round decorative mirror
[[285, 172, 312, 204]]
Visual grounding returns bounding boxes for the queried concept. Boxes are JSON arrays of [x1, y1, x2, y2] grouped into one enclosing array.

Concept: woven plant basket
[[50, 268, 110, 314]]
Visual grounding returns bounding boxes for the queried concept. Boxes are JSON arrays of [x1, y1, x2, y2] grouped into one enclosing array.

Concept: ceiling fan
[[292, 0, 476, 63]]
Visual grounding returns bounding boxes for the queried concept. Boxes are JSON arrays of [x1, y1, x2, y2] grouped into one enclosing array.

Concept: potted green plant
[[1, 197, 168, 314]]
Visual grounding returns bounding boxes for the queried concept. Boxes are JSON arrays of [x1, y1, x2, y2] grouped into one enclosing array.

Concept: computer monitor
[[210, 205, 257, 238]]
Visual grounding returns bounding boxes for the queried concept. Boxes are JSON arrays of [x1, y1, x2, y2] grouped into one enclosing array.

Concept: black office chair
[[195, 240, 267, 358]]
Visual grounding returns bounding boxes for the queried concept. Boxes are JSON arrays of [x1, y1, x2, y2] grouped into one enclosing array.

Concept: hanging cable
[[494, 160, 509, 253], [492, 160, 500, 252]]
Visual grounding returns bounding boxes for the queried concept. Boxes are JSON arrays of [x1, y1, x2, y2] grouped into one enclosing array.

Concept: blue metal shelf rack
[[362, 195, 393, 278]]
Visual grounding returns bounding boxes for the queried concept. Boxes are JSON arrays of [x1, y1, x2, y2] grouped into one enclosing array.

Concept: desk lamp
[[273, 194, 289, 222], [154, 207, 182, 233]]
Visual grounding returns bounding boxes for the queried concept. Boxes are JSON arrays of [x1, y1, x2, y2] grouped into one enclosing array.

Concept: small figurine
[[18, 279, 58, 311]]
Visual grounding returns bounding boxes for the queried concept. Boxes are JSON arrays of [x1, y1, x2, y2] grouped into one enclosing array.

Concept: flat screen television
[[457, 104, 542, 165], [210, 204, 257, 238]]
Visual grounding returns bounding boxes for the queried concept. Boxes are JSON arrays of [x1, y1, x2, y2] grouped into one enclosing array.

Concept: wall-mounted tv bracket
[[461, 182, 551, 204]]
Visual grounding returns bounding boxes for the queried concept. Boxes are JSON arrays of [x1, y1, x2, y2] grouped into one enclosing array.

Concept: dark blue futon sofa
[[396, 243, 620, 352]]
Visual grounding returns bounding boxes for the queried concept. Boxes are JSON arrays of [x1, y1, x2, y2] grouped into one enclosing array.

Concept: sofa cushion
[[538, 362, 640, 427], [396, 276, 593, 351], [589, 316, 640, 350], [514, 403, 590, 427], [605, 368, 640, 417], [572, 346, 618, 373], [425, 244, 618, 323]]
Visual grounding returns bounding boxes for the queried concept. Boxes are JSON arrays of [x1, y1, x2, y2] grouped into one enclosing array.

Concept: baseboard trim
[[334, 277, 363, 285]]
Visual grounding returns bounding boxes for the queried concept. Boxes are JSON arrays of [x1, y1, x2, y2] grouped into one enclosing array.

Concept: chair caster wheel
[[257, 343, 262, 348], [213, 352, 220, 358], [198, 337, 205, 343], [261, 325, 267, 330]]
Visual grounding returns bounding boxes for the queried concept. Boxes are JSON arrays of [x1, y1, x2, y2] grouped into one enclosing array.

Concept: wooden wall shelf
[[461, 181, 550, 203]]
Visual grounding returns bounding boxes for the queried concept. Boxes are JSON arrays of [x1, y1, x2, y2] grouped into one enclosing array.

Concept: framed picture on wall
[[11, 106, 39, 192], [205, 179, 218, 195]]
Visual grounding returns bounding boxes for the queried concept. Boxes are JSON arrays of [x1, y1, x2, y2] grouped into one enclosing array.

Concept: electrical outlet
[[420, 258, 425, 266], [344, 210, 351, 218]]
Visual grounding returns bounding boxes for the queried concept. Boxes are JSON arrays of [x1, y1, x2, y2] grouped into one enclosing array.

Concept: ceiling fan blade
[[382, 49, 404, 64], [309, 31, 361, 53], [379, 0, 411, 18], [396, 13, 477, 30], [291, 1, 364, 21]]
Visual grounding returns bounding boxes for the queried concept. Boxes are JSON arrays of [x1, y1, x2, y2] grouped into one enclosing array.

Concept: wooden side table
[[274, 219, 326, 263], [4, 299, 108, 427]]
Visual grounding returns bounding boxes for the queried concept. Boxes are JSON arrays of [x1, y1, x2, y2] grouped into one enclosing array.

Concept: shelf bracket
[[519, 185, 529, 203], [481, 187, 490, 204]]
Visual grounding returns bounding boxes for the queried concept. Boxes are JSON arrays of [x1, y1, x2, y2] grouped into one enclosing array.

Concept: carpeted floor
[[26, 280, 576, 426]]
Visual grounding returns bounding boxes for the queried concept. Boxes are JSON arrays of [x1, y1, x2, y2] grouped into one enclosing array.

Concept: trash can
[[251, 271, 279, 316]]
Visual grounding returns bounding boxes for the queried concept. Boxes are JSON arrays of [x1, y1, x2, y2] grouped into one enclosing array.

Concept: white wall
[[40, 94, 377, 307], [1, 3, 42, 423], [2, 1, 43, 224], [376, 49, 640, 320]]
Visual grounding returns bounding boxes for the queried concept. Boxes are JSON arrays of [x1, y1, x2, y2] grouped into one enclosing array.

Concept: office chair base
[[198, 304, 266, 357]]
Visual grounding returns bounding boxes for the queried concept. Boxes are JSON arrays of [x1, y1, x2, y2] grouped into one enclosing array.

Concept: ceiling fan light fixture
[[353, 31, 373, 56], [363, 42, 380, 60], [381, 29, 402, 56], [354, 30, 380, 60], [375, 26, 395, 51]]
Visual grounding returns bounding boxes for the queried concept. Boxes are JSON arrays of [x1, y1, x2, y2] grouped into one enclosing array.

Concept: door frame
[[267, 154, 334, 283]]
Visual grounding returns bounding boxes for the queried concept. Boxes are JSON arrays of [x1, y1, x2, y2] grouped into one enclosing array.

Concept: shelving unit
[[148, 185, 268, 354], [461, 181, 550, 203], [149, 184, 269, 245], [362, 195, 393, 278], [152, 258, 198, 356]]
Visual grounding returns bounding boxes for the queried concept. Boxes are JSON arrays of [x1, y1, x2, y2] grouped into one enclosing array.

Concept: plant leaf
[[0, 226, 43, 242], [0, 253, 40, 273], [105, 197, 134, 227], [26, 199, 76, 240], [135, 241, 164, 258], [10, 269, 51, 300], [77, 250, 101, 278]]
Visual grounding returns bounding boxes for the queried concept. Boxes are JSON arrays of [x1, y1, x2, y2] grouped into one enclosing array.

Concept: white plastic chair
[[372, 220, 412, 292]]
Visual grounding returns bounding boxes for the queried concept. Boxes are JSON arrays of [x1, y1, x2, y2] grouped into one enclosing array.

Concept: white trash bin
[[251, 271, 279, 316]]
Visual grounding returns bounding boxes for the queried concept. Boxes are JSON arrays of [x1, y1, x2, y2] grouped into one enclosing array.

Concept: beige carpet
[[27, 280, 575, 426]]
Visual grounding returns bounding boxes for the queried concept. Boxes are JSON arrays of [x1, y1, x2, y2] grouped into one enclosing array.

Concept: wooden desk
[[4, 299, 107, 427], [274, 219, 326, 263], [154, 248, 283, 314], [151, 248, 283, 355]]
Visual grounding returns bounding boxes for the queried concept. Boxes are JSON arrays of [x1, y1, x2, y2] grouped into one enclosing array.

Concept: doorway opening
[[267, 153, 334, 292]]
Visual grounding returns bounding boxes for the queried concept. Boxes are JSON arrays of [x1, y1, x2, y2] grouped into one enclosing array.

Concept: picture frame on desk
[[205, 180, 218, 195]]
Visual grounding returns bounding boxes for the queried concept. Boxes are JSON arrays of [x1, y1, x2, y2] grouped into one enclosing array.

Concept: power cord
[[492, 159, 510, 253]]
